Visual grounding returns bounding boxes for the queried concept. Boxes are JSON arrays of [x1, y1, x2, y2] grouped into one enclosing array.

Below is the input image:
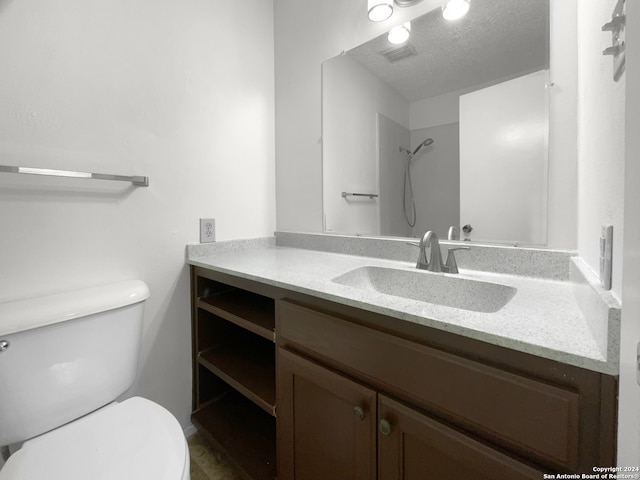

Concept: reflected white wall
[[459, 70, 548, 245], [277, 0, 578, 249], [322, 54, 408, 235], [409, 124, 460, 239], [378, 114, 412, 237], [275, 0, 441, 234]]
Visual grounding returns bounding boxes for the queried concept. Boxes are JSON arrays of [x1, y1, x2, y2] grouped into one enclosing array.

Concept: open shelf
[[192, 390, 276, 480], [192, 268, 278, 480], [198, 335, 275, 416], [198, 290, 275, 341]]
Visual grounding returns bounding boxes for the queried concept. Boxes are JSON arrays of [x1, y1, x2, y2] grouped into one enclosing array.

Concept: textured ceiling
[[348, 0, 549, 101]]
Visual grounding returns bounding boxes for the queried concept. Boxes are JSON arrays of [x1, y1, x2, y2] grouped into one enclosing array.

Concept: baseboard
[[183, 423, 198, 438]]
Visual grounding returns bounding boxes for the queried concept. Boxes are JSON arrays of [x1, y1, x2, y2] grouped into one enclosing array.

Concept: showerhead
[[399, 138, 433, 160], [412, 138, 434, 156]]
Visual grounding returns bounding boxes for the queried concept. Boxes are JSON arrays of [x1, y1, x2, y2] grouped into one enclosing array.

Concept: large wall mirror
[[322, 0, 550, 245]]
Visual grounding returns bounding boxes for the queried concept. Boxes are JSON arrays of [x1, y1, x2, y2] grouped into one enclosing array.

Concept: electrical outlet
[[199, 218, 216, 243]]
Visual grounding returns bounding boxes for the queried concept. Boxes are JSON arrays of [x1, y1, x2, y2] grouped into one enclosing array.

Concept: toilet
[[0, 281, 190, 480]]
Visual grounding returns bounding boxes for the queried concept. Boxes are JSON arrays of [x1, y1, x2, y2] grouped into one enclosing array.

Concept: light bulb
[[388, 22, 411, 45], [442, 0, 470, 21], [368, 0, 393, 22]]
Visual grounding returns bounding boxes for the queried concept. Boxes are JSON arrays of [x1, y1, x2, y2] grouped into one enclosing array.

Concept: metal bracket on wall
[[0, 165, 149, 186], [602, 0, 626, 82]]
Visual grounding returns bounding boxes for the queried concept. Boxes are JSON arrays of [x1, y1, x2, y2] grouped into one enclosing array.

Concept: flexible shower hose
[[403, 157, 416, 228]]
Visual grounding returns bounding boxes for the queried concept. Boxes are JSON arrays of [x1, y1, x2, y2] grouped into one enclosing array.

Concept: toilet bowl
[[0, 281, 190, 480], [0, 397, 190, 480]]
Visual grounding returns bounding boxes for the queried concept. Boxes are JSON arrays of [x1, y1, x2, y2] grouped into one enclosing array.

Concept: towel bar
[[0, 165, 149, 186]]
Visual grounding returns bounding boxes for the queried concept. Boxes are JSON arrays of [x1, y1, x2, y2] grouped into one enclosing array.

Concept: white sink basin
[[331, 266, 516, 313]]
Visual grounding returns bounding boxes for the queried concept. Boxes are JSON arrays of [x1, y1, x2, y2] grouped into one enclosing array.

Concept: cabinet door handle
[[379, 419, 392, 435], [354, 406, 365, 421]]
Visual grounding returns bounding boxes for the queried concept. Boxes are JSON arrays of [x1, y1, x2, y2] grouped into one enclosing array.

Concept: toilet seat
[[0, 397, 189, 480]]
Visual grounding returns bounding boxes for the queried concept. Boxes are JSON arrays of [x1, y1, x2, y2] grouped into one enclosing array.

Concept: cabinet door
[[378, 395, 543, 480], [277, 348, 377, 480]]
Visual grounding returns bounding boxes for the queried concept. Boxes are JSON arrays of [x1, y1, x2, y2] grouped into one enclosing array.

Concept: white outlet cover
[[199, 218, 216, 243]]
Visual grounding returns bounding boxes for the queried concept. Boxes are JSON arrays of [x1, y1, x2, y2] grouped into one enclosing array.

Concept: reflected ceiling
[[349, 0, 549, 101]]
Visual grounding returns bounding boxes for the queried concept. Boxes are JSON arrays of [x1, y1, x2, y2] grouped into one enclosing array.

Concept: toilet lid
[[0, 397, 187, 480]]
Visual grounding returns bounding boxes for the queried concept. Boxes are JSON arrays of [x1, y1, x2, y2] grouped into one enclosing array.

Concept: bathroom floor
[[188, 434, 243, 480]]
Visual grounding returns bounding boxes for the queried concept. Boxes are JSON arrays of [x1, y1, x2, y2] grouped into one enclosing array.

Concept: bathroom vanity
[[188, 244, 617, 480]]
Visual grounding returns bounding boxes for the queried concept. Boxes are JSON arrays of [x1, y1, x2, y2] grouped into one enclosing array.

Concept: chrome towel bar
[[341, 191, 378, 199], [0, 165, 149, 186]]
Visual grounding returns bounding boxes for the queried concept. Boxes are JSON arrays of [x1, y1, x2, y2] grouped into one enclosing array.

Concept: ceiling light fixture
[[442, 0, 470, 21], [368, 0, 394, 22], [388, 22, 411, 45], [394, 0, 423, 6]]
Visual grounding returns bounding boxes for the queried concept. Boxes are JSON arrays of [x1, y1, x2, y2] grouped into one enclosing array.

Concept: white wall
[[618, 0, 640, 464], [576, 0, 626, 299], [322, 54, 408, 235], [0, 0, 275, 432]]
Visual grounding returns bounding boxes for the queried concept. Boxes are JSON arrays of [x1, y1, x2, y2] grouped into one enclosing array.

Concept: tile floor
[[188, 434, 243, 480]]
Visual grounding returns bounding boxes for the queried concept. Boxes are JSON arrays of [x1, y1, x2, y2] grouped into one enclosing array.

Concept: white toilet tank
[[0, 280, 150, 447]]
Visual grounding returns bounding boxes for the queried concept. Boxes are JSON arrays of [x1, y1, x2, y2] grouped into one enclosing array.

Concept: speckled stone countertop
[[188, 243, 618, 375]]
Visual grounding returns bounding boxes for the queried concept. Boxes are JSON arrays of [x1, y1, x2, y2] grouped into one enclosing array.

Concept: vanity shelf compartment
[[196, 308, 245, 353], [198, 290, 275, 342], [198, 332, 276, 417], [192, 389, 276, 480], [195, 364, 231, 408], [191, 267, 278, 480]]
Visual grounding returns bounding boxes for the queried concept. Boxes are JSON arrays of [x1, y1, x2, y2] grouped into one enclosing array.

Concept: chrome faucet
[[415, 231, 470, 273], [416, 231, 443, 271]]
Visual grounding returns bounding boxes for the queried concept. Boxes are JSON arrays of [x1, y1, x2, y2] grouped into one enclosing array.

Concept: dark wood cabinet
[[276, 299, 617, 478], [277, 346, 545, 480], [377, 395, 542, 480], [277, 348, 376, 480], [190, 266, 617, 480]]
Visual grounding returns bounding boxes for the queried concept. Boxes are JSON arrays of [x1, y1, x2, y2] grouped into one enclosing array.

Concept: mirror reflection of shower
[[399, 138, 434, 228]]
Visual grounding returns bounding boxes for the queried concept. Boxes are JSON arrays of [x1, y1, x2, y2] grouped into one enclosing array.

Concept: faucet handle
[[444, 246, 470, 274]]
